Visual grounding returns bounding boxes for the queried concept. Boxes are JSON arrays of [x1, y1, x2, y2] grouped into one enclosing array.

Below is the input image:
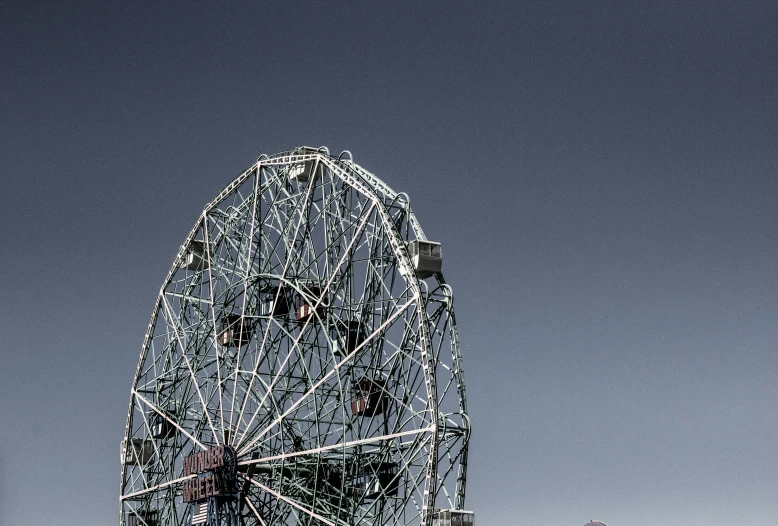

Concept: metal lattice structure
[[120, 147, 471, 526]]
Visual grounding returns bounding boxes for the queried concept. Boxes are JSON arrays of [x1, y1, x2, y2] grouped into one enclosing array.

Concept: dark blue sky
[[1, 2, 777, 525]]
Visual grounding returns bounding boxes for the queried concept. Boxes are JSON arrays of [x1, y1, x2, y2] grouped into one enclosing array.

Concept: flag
[[192, 502, 208, 525]]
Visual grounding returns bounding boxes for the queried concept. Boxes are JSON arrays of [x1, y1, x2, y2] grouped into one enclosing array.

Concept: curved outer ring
[[121, 148, 451, 525]]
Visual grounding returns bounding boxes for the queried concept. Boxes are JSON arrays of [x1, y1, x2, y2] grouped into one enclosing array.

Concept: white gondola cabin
[[260, 287, 289, 318], [151, 405, 176, 440], [183, 240, 208, 270], [407, 240, 442, 278], [333, 320, 366, 357], [127, 510, 159, 526], [433, 510, 475, 526], [121, 438, 154, 466], [288, 153, 322, 183], [354, 462, 399, 500]]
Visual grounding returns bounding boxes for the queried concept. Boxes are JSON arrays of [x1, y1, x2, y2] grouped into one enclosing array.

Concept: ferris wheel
[[119, 147, 473, 526]]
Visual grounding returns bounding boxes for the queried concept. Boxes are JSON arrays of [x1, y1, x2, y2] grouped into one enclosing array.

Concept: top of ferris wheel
[[200, 145, 444, 280], [257, 146, 400, 199], [258, 146, 399, 205], [281, 146, 443, 279]]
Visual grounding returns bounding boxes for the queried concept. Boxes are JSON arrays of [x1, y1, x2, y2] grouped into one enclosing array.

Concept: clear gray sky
[[1, 1, 777, 525]]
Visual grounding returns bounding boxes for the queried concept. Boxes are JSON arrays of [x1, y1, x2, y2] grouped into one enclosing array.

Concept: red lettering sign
[[182, 445, 235, 502]]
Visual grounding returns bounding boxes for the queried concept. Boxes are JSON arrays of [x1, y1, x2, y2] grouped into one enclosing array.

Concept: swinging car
[[182, 240, 208, 271], [127, 509, 159, 526], [294, 286, 328, 321], [432, 510, 475, 526], [407, 240, 442, 278], [351, 377, 388, 416], [218, 313, 252, 347], [354, 462, 399, 500]]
